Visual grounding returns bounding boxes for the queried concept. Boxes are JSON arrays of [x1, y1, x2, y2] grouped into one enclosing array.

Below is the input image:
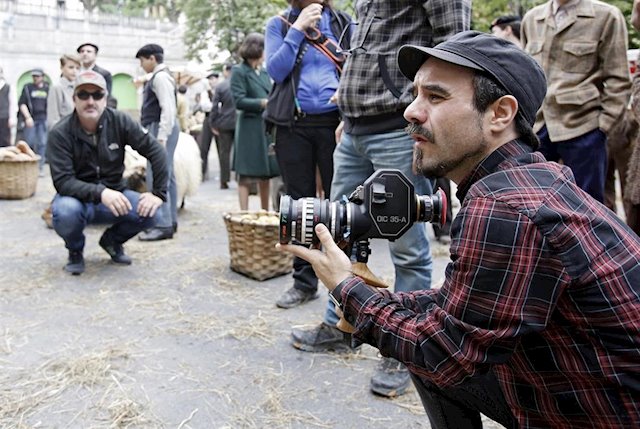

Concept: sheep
[[123, 132, 202, 208]]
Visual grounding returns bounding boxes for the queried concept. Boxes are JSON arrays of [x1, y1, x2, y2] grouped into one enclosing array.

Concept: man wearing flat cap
[[77, 42, 113, 96], [18, 68, 49, 172], [489, 15, 521, 48], [47, 70, 168, 275], [135, 43, 179, 241], [280, 31, 640, 428]]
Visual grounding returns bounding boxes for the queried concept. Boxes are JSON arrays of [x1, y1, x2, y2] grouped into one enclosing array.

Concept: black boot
[[64, 250, 85, 275], [138, 227, 174, 241], [99, 232, 132, 265]]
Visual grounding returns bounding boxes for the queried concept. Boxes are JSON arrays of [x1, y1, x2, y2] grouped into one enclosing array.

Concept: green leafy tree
[[181, 0, 287, 61]]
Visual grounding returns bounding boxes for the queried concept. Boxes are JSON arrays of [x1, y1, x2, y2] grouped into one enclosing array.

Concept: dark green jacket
[[230, 62, 276, 178]]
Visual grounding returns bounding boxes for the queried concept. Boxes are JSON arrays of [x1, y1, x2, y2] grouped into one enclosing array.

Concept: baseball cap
[[135, 44, 164, 58], [74, 70, 107, 92], [31, 68, 44, 76], [397, 31, 546, 126], [77, 42, 99, 53]]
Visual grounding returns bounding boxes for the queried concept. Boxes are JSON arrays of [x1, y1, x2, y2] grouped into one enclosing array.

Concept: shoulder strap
[[330, 8, 351, 51], [278, 14, 345, 74]]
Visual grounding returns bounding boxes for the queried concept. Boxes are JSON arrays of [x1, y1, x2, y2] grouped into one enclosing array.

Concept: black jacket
[[92, 64, 113, 94], [47, 107, 168, 203], [209, 79, 236, 131]]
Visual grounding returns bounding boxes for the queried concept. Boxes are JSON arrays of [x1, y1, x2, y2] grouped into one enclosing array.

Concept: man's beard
[[406, 122, 486, 179], [406, 123, 449, 178]]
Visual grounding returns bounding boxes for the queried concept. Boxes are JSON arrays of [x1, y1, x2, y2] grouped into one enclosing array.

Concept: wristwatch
[[328, 282, 345, 312]]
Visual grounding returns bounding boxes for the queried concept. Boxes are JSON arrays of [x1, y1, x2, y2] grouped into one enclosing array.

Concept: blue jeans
[[24, 119, 47, 170], [324, 129, 433, 325], [145, 122, 179, 229], [537, 126, 607, 203], [51, 190, 156, 252]]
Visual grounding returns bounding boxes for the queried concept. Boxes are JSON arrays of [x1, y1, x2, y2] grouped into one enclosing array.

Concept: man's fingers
[[276, 243, 313, 261], [315, 223, 337, 249]]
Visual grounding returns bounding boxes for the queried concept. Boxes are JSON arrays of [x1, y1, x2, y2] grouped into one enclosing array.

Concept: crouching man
[[280, 32, 640, 428], [47, 70, 168, 275]]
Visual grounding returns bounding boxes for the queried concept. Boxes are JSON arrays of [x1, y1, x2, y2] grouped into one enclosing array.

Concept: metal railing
[[0, 0, 177, 30]]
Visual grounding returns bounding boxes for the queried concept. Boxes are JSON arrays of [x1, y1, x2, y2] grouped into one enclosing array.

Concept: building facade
[[0, 0, 187, 125]]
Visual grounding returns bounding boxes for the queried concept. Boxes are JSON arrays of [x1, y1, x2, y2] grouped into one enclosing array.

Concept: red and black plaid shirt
[[337, 140, 640, 428]]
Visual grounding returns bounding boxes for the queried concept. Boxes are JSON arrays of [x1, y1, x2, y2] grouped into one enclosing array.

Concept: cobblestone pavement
[[0, 155, 502, 428]]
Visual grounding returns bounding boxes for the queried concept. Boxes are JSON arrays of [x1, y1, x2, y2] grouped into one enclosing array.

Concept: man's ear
[[488, 95, 518, 133]]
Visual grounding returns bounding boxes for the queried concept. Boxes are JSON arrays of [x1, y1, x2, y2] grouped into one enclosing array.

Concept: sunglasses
[[75, 90, 106, 101]]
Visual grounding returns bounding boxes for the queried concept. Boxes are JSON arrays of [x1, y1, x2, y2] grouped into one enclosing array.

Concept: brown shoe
[[41, 205, 53, 229]]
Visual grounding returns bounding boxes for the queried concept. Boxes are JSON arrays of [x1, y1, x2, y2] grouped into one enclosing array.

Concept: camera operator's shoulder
[[470, 163, 564, 213]]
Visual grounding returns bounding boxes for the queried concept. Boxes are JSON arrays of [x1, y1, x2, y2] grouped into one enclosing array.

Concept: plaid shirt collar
[[456, 140, 534, 201]]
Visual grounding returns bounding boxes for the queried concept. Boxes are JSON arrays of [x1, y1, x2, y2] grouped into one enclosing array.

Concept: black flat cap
[[398, 31, 546, 126], [77, 42, 99, 53], [490, 15, 521, 30], [135, 44, 164, 58]]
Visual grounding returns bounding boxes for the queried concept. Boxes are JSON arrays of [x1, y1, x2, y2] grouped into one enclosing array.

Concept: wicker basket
[[0, 158, 40, 200], [223, 211, 293, 281]]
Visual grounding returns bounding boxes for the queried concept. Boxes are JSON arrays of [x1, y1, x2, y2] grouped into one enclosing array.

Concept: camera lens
[[279, 196, 346, 245], [416, 188, 447, 228]]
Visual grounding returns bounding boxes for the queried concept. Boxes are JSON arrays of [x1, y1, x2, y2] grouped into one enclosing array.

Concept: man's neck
[[79, 118, 98, 134], [82, 63, 95, 70]]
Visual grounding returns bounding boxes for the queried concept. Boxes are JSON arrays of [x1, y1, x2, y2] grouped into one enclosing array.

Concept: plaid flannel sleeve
[[423, 0, 472, 44]]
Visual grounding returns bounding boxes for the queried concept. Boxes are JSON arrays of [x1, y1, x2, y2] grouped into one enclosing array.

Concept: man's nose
[[404, 99, 424, 124]]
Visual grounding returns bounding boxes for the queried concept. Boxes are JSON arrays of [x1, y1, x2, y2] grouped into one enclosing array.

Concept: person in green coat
[[230, 33, 276, 210]]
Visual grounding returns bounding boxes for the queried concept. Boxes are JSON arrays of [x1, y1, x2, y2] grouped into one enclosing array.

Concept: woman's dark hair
[[472, 73, 539, 150], [239, 33, 265, 61]]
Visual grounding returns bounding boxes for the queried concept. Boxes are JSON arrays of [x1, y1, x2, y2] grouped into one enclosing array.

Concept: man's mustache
[[405, 123, 434, 142]]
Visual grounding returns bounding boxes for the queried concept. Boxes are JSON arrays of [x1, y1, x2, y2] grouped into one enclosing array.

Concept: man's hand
[[292, 2, 323, 32], [137, 192, 163, 218], [277, 223, 352, 291], [212, 127, 220, 137], [24, 117, 34, 128], [101, 188, 132, 216], [334, 121, 344, 145]]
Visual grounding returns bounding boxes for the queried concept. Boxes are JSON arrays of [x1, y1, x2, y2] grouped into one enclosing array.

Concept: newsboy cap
[[31, 68, 44, 76], [77, 42, 99, 53], [135, 44, 164, 58], [397, 31, 546, 126], [490, 15, 521, 30]]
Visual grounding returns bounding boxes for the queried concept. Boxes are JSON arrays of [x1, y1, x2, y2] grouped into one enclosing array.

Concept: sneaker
[[99, 233, 132, 265], [64, 250, 85, 275], [291, 322, 351, 352], [370, 357, 411, 398], [276, 287, 318, 309]]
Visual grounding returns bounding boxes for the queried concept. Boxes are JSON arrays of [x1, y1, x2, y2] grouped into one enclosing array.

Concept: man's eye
[[428, 94, 444, 102]]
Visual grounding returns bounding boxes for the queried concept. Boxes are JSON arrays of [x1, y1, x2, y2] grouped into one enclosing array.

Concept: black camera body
[[279, 169, 446, 249]]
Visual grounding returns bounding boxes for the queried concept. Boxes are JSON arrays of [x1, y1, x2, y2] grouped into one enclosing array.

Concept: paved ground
[[0, 153, 502, 428]]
